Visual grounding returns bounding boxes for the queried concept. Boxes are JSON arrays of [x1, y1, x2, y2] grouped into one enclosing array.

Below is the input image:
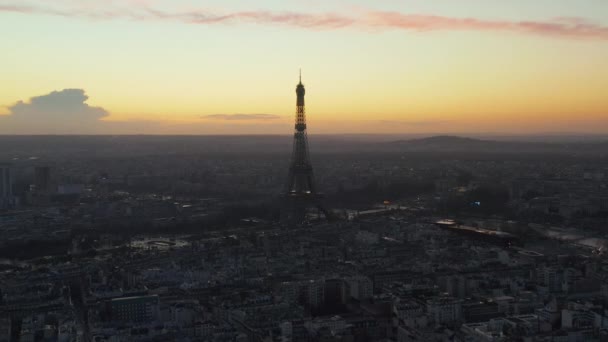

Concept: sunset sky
[[1, 0, 607, 134]]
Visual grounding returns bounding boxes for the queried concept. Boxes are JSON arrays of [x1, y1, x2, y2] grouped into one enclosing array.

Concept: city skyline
[[1, 0, 608, 134], [4, 2, 608, 340]]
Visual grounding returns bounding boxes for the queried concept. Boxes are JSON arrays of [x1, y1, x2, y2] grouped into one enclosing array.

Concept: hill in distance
[[387, 135, 608, 155]]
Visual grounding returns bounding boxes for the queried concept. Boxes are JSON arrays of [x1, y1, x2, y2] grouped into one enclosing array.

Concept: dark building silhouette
[[0, 163, 14, 209], [283, 72, 323, 223], [34, 166, 51, 192]]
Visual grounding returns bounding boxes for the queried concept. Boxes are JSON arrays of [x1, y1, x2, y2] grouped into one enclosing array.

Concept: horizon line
[[0, 132, 607, 137]]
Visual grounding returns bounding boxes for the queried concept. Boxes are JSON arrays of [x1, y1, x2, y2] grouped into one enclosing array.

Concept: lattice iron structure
[[283, 72, 324, 223]]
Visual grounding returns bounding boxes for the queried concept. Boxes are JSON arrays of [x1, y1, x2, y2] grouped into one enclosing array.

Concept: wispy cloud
[[364, 12, 608, 40], [201, 114, 282, 121], [1, 1, 608, 40], [375, 119, 450, 127]]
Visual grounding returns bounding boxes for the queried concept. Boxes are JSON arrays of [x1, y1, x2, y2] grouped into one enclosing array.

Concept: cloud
[[201, 114, 282, 121], [0, 89, 112, 133], [0, 89, 287, 134], [363, 12, 608, 40], [376, 119, 450, 127], [6, 89, 108, 120], [1, 1, 608, 40]]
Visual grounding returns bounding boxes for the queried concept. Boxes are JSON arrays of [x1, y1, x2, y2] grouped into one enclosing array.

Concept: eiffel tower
[[282, 72, 324, 223]]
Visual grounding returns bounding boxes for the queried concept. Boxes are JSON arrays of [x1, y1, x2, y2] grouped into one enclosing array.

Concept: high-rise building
[[283, 72, 325, 223], [34, 166, 51, 192], [0, 164, 14, 209]]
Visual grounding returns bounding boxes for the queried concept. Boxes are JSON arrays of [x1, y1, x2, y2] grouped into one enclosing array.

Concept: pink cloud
[[363, 11, 608, 39], [2, 2, 608, 40]]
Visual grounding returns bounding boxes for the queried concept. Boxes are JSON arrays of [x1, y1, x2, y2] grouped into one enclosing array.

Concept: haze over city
[[1, 0, 608, 134], [4, 2, 608, 342]]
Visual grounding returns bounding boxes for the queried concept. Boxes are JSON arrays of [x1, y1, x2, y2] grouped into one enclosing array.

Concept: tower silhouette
[[283, 71, 322, 223]]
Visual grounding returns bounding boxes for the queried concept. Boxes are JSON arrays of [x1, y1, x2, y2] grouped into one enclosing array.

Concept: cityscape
[[2, 1, 608, 342]]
